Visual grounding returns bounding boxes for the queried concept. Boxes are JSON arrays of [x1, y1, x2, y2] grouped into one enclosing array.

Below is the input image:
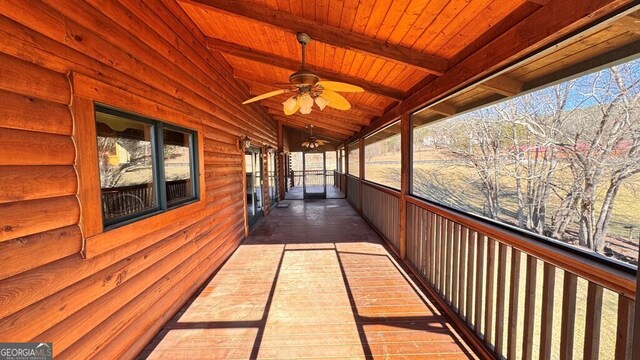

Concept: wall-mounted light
[[238, 135, 251, 151]]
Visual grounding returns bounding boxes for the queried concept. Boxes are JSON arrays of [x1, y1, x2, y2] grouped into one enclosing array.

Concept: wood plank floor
[[139, 199, 476, 359]]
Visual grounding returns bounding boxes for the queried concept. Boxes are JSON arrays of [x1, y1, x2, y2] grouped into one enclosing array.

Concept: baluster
[[452, 223, 460, 310], [583, 282, 603, 360], [443, 220, 453, 304], [475, 234, 485, 335], [484, 238, 495, 344], [458, 226, 467, 316], [540, 263, 556, 360], [435, 214, 441, 291], [507, 248, 521, 360], [560, 272, 577, 360], [466, 229, 476, 325], [615, 295, 634, 360], [495, 243, 508, 356], [523, 255, 538, 360]]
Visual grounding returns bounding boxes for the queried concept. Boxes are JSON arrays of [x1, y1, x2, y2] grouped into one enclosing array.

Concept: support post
[[399, 113, 411, 260], [344, 143, 349, 198], [277, 121, 286, 200], [359, 139, 364, 211]]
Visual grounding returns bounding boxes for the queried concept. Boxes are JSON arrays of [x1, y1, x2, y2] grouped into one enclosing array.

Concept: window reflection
[[96, 111, 156, 224], [163, 128, 194, 205]]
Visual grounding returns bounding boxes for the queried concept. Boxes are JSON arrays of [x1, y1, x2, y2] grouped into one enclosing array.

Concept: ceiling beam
[[351, 0, 634, 141], [478, 76, 524, 97], [187, 0, 450, 75], [207, 38, 405, 100], [241, 75, 384, 117], [429, 102, 458, 117]]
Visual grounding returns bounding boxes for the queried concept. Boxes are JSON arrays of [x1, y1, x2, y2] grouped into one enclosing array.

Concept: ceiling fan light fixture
[[299, 93, 314, 108], [299, 106, 312, 115], [282, 96, 298, 114], [315, 96, 329, 111]]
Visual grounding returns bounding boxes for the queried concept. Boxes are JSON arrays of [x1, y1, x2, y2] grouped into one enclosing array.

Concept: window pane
[[364, 121, 401, 189], [411, 59, 640, 266], [347, 142, 359, 177], [96, 111, 156, 225], [163, 128, 194, 205]]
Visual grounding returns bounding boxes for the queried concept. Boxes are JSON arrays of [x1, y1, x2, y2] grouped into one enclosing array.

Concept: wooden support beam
[[429, 102, 458, 117], [399, 112, 410, 260], [189, 0, 450, 75], [206, 37, 406, 100], [238, 72, 385, 117], [277, 120, 285, 201], [351, 0, 633, 142], [612, 12, 640, 33], [478, 76, 524, 97]]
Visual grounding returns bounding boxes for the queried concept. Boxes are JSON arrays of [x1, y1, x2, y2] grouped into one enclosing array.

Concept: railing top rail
[[361, 179, 401, 198], [406, 195, 636, 299]]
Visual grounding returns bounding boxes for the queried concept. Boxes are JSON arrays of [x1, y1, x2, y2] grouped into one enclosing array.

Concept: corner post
[[277, 121, 285, 200], [399, 112, 411, 260]]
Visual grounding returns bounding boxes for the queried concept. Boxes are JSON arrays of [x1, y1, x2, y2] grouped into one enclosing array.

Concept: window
[[411, 59, 640, 265], [364, 121, 401, 189], [347, 142, 360, 177], [96, 105, 198, 228]]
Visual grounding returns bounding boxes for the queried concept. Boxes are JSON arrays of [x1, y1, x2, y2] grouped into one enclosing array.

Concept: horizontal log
[[0, 166, 77, 203], [0, 196, 79, 243], [0, 128, 75, 166], [0, 89, 72, 135], [0, 213, 220, 342], [0, 52, 70, 104], [0, 225, 81, 281], [40, 218, 243, 355]]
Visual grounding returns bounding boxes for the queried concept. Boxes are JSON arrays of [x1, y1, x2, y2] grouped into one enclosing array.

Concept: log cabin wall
[[0, 0, 277, 358]]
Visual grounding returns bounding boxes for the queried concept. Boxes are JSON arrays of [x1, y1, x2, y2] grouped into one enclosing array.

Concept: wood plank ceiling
[[177, 0, 555, 142]]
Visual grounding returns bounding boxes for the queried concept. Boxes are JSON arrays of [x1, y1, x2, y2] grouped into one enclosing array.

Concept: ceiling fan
[[241, 32, 365, 115], [301, 125, 328, 149]]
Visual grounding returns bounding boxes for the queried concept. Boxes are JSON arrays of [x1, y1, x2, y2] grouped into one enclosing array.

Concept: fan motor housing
[[289, 69, 320, 86]]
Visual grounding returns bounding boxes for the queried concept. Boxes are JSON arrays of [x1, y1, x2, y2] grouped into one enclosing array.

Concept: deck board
[[139, 199, 476, 359]]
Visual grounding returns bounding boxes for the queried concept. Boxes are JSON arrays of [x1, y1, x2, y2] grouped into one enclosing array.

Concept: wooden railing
[[361, 181, 401, 250], [346, 175, 360, 210], [344, 176, 636, 360], [101, 181, 189, 222], [333, 170, 347, 194]]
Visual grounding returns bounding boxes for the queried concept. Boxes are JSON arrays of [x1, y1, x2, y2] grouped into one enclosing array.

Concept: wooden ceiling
[[177, 0, 637, 142]]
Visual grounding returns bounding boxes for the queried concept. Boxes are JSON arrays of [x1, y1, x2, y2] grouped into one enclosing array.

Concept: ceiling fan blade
[[319, 90, 351, 110], [317, 81, 364, 93], [283, 96, 300, 115], [242, 89, 289, 104]]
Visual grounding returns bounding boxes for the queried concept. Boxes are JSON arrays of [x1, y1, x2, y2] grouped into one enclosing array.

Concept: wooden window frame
[[71, 73, 206, 259], [95, 105, 200, 228]]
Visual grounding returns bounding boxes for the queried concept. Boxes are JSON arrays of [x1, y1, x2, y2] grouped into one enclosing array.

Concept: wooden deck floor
[[139, 199, 476, 359]]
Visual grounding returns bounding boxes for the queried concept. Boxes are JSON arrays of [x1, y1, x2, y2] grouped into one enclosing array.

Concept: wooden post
[[399, 112, 410, 260], [359, 139, 364, 211], [344, 143, 349, 198], [277, 121, 285, 200], [240, 141, 249, 238]]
